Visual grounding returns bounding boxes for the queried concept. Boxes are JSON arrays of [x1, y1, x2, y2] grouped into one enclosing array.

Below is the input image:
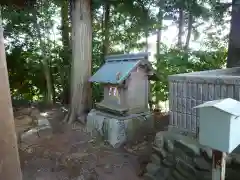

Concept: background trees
[[0, 0, 237, 115]]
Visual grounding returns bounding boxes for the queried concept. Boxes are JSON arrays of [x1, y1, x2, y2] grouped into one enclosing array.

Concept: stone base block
[[86, 109, 153, 148]]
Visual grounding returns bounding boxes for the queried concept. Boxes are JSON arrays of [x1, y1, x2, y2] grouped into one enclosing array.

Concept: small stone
[[37, 126, 52, 137], [175, 163, 196, 179], [38, 118, 50, 127], [30, 108, 41, 118], [143, 173, 156, 180], [232, 154, 240, 164], [167, 175, 177, 180], [152, 146, 167, 159], [202, 148, 212, 159], [155, 168, 170, 180], [164, 139, 174, 153], [196, 171, 211, 180], [174, 140, 200, 157], [151, 154, 161, 165], [103, 164, 114, 174], [162, 158, 174, 167], [226, 155, 232, 164], [70, 152, 89, 159], [172, 170, 187, 180], [176, 159, 196, 177], [174, 148, 194, 165], [15, 115, 33, 126], [194, 157, 211, 171], [21, 128, 39, 143], [146, 163, 160, 175], [154, 132, 165, 148]]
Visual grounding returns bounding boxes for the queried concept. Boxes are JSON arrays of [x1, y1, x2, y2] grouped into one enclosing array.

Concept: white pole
[[212, 150, 226, 180]]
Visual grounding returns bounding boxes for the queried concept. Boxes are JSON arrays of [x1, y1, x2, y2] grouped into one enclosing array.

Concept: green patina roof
[[89, 52, 157, 84]]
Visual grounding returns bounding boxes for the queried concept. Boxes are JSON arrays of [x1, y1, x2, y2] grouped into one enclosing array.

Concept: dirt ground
[[16, 106, 167, 180]]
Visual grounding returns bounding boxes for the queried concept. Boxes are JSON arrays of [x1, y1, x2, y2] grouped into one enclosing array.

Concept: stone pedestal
[[86, 109, 154, 148]]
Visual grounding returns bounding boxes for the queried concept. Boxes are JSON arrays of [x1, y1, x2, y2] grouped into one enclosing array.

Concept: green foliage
[[151, 46, 227, 103], [0, 0, 231, 107]]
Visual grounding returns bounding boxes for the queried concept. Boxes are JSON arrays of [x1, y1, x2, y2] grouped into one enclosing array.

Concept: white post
[[212, 150, 226, 180]]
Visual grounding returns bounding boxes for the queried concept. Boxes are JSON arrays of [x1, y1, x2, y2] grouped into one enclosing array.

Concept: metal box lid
[[194, 98, 240, 153], [194, 98, 240, 116]]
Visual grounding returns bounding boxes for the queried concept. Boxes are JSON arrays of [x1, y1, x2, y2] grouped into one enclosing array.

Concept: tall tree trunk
[[184, 12, 193, 51], [101, 1, 110, 62], [145, 30, 148, 52], [227, 0, 240, 68], [155, 4, 164, 110], [67, 0, 92, 123], [33, 8, 53, 104], [177, 8, 184, 48], [0, 8, 22, 180], [156, 5, 163, 56], [61, 0, 71, 104], [61, 0, 70, 58]]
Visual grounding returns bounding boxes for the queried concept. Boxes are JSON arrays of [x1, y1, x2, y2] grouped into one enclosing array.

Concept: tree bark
[[0, 8, 22, 180], [184, 12, 193, 51], [145, 30, 148, 52], [227, 0, 240, 68], [68, 0, 92, 123], [61, 0, 70, 58], [61, 0, 71, 104], [177, 7, 184, 48], [101, 1, 110, 62], [156, 5, 163, 56], [33, 7, 53, 104]]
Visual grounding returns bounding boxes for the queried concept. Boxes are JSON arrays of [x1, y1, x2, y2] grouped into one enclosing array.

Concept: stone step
[[143, 173, 157, 180], [151, 154, 161, 166], [152, 146, 167, 159], [146, 163, 161, 176]]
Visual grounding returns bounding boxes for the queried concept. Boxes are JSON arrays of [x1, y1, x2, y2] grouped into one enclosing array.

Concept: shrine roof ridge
[[105, 52, 149, 62]]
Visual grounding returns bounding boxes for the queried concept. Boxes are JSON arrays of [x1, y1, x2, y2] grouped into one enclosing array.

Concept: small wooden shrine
[[87, 52, 158, 147], [89, 52, 158, 115]]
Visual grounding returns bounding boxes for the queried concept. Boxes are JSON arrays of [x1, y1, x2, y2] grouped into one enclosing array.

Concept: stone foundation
[[144, 131, 240, 180], [87, 109, 154, 148]]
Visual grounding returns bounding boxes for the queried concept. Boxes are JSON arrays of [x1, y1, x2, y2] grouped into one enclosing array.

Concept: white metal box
[[194, 98, 240, 153]]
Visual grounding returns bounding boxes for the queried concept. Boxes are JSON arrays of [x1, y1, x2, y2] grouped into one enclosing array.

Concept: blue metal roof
[[89, 52, 149, 84], [89, 60, 140, 84]]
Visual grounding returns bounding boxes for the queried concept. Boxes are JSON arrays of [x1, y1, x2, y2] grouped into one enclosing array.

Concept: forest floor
[[15, 105, 168, 180]]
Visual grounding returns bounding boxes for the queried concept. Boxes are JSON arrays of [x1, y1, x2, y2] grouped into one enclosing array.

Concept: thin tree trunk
[[177, 7, 184, 48], [68, 0, 92, 123], [61, 0, 70, 58], [101, 1, 110, 62], [156, 6, 163, 56], [184, 12, 193, 51], [145, 30, 148, 52], [227, 0, 240, 68], [0, 8, 22, 180], [155, 4, 164, 109], [33, 8, 53, 104], [61, 0, 71, 104]]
